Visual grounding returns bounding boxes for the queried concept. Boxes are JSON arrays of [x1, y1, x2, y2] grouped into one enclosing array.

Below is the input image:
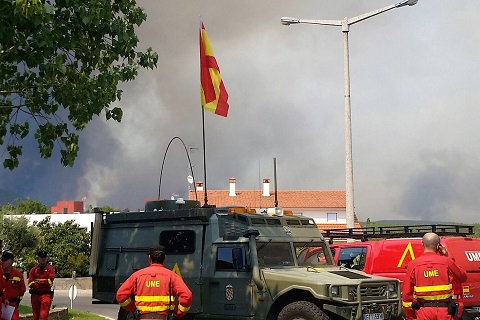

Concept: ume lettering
[[146, 280, 160, 287], [423, 270, 439, 277]]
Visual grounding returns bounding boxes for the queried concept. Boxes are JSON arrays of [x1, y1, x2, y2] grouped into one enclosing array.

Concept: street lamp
[[281, 0, 418, 228]]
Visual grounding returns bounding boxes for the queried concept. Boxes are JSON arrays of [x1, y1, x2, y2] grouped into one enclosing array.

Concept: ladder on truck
[[322, 224, 475, 243]]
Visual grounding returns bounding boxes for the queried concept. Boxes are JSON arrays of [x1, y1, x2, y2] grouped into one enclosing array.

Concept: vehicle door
[[159, 227, 203, 313], [208, 244, 253, 317]]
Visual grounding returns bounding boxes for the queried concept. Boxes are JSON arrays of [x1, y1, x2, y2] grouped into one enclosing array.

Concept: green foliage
[[0, 0, 158, 169], [15, 198, 50, 214], [20, 305, 106, 320], [34, 217, 91, 277], [360, 221, 480, 239], [2, 215, 40, 271], [0, 198, 92, 276], [0, 198, 49, 215]]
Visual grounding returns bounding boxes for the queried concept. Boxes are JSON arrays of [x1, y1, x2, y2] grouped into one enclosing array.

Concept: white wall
[[5, 213, 96, 232]]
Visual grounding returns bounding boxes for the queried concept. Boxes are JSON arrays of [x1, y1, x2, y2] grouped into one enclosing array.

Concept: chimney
[[263, 178, 270, 196], [196, 181, 204, 191], [229, 177, 236, 196]]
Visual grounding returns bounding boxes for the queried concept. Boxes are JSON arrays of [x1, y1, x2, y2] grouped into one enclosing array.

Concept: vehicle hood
[[261, 266, 396, 300]]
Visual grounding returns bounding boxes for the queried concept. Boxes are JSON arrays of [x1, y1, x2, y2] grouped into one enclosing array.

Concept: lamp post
[[281, 0, 418, 228]]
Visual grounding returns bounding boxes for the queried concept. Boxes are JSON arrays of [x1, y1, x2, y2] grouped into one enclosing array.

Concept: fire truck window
[[160, 230, 195, 254], [216, 246, 247, 271], [338, 247, 367, 270]]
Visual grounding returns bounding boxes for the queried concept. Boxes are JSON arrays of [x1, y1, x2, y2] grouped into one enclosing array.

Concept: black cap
[[1, 251, 14, 261], [36, 250, 47, 258]]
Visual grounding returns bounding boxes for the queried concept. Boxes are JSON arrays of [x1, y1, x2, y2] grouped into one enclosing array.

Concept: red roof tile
[[189, 190, 345, 209]]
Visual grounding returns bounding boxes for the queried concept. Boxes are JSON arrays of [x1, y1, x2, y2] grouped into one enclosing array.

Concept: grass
[[19, 305, 106, 320]]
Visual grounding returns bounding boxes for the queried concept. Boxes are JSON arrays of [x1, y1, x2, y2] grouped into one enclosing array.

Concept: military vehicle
[[90, 199, 402, 320]]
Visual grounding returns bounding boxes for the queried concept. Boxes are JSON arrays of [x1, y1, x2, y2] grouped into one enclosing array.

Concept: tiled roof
[[316, 221, 362, 234], [188, 190, 345, 209]]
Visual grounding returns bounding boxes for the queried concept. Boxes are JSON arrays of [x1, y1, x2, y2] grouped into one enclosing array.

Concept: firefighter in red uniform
[[402, 232, 467, 320], [0, 246, 6, 319], [28, 250, 55, 320], [2, 250, 26, 320], [116, 245, 192, 319]]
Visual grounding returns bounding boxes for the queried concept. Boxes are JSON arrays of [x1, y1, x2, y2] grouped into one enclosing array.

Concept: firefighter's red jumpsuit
[[116, 263, 192, 319], [402, 252, 467, 320], [4, 267, 26, 320], [28, 264, 55, 320], [0, 266, 5, 318]]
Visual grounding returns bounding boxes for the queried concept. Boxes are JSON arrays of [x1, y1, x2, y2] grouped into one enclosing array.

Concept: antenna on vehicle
[[158, 137, 198, 202], [273, 158, 278, 207]]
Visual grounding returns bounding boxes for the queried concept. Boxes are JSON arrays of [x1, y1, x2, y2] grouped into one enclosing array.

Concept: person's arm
[[172, 274, 192, 319], [448, 258, 467, 283], [49, 266, 55, 286], [116, 276, 136, 313], [27, 267, 38, 290]]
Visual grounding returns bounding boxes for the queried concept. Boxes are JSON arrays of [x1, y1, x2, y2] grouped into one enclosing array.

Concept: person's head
[[36, 250, 48, 267], [422, 232, 440, 252], [148, 245, 166, 264], [1, 250, 14, 271]]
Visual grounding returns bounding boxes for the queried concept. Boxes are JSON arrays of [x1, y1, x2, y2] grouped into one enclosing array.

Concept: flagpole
[[201, 105, 209, 207], [199, 19, 229, 207]]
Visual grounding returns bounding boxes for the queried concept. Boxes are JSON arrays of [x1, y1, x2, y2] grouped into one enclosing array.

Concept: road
[[20, 290, 119, 319]]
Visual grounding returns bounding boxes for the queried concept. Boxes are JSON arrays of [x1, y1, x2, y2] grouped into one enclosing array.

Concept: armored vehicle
[[90, 199, 402, 320]]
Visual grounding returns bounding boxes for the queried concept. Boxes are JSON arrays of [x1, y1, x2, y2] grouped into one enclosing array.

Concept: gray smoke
[[2, 1, 480, 223]]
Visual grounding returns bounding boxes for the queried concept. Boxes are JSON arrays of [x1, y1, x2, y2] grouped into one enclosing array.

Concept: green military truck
[[89, 199, 402, 320]]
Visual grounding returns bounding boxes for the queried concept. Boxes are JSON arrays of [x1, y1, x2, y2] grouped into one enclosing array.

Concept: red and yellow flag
[[200, 22, 229, 117]]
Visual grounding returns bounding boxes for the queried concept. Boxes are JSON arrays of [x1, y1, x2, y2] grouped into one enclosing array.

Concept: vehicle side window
[[160, 230, 195, 254], [338, 247, 367, 270], [216, 246, 248, 271]]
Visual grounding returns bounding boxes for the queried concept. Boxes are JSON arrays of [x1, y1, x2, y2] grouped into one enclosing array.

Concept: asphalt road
[[20, 290, 119, 319]]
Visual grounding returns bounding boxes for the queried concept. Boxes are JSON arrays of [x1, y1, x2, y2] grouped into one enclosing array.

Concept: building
[[188, 178, 362, 233], [14, 213, 96, 232], [51, 200, 84, 214]]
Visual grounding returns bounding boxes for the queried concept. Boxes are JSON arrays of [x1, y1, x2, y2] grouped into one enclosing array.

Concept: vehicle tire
[[117, 307, 136, 320], [278, 301, 330, 320]]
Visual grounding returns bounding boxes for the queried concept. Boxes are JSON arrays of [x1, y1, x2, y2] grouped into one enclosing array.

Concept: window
[[295, 242, 334, 267], [160, 230, 195, 254], [338, 247, 367, 270], [327, 212, 337, 222], [216, 246, 247, 271], [256, 242, 293, 267]]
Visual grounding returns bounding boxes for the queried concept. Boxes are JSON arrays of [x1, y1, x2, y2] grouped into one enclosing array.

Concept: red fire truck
[[303, 225, 480, 320]]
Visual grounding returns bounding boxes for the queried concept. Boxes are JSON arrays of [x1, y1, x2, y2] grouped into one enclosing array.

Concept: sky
[[2, 0, 480, 223]]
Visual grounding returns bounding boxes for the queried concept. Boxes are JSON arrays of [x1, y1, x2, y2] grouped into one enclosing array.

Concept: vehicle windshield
[[295, 242, 334, 267], [256, 242, 294, 267]]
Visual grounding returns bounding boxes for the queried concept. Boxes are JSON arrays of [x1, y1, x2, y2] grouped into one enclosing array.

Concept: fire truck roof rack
[[323, 224, 474, 242]]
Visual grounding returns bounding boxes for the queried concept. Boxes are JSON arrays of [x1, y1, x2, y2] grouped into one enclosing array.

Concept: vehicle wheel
[[117, 308, 136, 320], [278, 301, 330, 320]]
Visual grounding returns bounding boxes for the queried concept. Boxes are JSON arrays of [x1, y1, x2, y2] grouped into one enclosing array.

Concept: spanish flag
[[200, 22, 229, 117]]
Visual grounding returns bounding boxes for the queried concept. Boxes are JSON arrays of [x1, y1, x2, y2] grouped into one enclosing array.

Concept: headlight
[[331, 286, 340, 297], [387, 282, 398, 298], [388, 283, 397, 292]]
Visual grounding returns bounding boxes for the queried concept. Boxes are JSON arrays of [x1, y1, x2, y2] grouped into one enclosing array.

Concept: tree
[[34, 216, 91, 277], [0, 0, 158, 169], [1, 215, 41, 272], [0, 198, 49, 214]]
